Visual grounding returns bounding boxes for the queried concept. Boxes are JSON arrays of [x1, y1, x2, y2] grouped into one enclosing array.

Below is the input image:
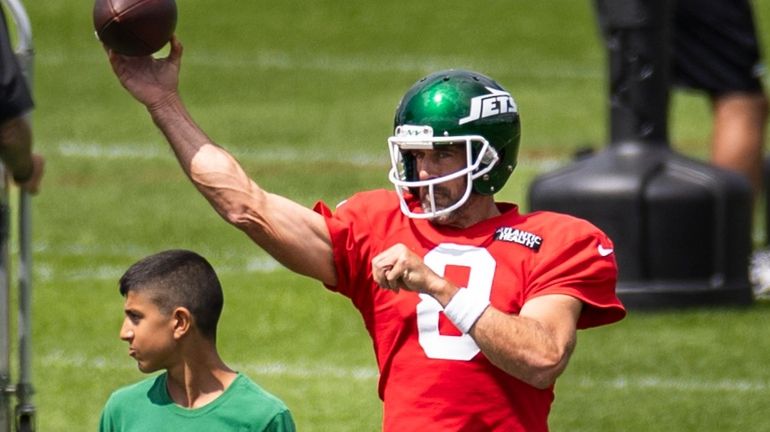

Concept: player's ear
[[172, 307, 192, 339]]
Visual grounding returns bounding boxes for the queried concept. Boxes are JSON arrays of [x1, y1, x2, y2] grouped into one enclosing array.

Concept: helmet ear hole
[[491, 147, 506, 166]]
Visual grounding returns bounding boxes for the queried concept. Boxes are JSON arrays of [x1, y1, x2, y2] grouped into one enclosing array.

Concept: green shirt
[[99, 372, 295, 432]]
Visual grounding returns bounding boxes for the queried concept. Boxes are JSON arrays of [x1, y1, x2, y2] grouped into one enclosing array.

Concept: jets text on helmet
[[458, 87, 517, 125]]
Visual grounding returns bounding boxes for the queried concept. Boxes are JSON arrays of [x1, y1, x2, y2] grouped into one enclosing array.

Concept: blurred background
[[1, 0, 769, 430]]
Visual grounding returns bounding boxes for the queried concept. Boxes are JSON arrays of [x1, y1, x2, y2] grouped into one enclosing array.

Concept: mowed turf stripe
[[38, 350, 769, 392], [34, 257, 283, 282], [40, 350, 378, 380], [55, 141, 384, 166], [33, 241, 283, 280], [41, 51, 602, 80], [54, 140, 567, 170], [574, 376, 769, 393], [183, 51, 603, 81]]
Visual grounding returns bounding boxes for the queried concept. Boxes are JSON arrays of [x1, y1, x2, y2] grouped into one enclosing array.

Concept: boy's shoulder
[[107, 373, 166, 405], [226, 373, 290, 412]]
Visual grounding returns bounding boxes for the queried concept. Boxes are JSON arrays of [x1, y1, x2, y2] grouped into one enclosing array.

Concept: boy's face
[[120, 290, 177, 373]]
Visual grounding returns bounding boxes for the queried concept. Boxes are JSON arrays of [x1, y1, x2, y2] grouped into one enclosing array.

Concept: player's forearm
[[147, 96, 266, 226], [470, 308, 574, 389], [148, 95, 211, 174]]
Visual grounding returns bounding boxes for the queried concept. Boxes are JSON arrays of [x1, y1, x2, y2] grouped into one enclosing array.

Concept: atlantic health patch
[[494, 227, 542, 251]]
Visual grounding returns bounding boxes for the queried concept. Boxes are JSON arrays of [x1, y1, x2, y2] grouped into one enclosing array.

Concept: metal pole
[[15, 191, 32, 432], [0, 177, 10, 432], [1, 0, 35, 430], [595, 0, 672, 147]]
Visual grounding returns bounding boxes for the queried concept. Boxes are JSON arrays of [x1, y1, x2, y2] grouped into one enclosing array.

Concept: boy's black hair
[[119, 249, 223, 340]]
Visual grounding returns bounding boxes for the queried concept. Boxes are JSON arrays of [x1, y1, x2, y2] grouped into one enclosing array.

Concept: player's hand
[[15, 153, 44, 194], [106, 35, 183, 111], [372, 243, 454, 302]]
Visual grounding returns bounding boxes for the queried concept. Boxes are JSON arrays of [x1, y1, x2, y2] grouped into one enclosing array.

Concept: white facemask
[[387, 125, 499, 219]]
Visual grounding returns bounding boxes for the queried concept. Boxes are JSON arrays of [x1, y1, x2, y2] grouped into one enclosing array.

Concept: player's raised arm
[[106, 37, 337, 286]]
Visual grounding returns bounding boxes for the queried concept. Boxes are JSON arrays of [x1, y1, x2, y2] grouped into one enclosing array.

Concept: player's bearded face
[[419, 182, 465, 215], [414, 145, 470, 224]]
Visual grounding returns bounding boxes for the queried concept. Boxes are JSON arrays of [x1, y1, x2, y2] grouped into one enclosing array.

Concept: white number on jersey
[[417, 243, 496, 360]]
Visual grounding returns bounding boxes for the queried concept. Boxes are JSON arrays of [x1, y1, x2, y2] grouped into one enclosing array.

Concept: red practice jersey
[[314, 189, 626, 432]]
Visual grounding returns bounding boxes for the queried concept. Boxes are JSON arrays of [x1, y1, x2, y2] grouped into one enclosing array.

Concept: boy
[[99, 249, 295, 431]]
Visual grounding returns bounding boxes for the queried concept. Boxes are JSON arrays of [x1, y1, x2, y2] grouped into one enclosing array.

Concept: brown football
[[93, 0, 177, 56]]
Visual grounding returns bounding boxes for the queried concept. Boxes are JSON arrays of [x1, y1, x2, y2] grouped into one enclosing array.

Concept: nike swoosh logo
[[597, 245, 614, 257]]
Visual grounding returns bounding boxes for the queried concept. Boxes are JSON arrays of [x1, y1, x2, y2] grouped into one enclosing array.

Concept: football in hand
[[93, 0, 177, 56]]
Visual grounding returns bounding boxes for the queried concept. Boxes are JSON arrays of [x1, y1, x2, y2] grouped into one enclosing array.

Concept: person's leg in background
[[711, 91, 768, 198]]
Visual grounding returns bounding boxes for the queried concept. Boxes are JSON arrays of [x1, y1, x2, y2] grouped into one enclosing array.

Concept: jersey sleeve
[[312, 191, 382, 303], [526, 222, 626, 329]]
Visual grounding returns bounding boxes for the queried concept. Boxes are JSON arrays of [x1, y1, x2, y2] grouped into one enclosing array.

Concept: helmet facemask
[[387, 125, 500, 219]]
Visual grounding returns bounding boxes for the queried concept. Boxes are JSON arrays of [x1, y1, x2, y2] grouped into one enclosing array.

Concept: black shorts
[[0, 6, 33, 124], [672, 0, 765, 96]]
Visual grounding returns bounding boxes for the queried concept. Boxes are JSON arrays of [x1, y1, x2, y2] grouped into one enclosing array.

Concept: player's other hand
[[106, 35, 183, 111], [372, 243, 453, 302]]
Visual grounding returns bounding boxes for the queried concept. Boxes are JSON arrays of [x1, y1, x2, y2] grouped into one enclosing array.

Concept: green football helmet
[[388, 69, 521, 219]]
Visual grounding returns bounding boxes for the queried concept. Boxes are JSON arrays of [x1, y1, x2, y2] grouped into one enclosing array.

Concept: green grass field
[[3, 0, 770, 430]]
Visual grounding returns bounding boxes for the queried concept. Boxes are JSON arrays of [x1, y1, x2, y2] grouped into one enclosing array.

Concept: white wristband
[[443, 288, 490, 334]]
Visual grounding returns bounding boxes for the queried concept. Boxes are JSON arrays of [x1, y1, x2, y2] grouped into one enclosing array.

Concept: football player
[[106, 38, 626, 431]]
